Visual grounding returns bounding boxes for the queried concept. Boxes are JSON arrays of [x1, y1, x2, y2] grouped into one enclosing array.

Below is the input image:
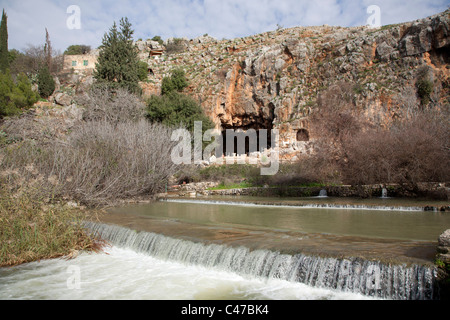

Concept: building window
[[72, 61, 77, 67], [83, 60, 89, 66]]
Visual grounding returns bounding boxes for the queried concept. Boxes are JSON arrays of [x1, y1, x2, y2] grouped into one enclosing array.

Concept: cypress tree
[[37, 65, 55, 98], [0, 9, 9, 73], [94, 17, 141, 94]]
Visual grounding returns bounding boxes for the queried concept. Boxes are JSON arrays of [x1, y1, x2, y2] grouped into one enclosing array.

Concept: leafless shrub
[[2, 120, 180, 206], [311, 81, 367, 150], [215, 67, 228, 80], [165, 38, 187, 55], [392, 85, 420, 119], [341, 111, 450, 190], [307, 81, 449, 192], [309, 81, 368, 182], [10, 44, 64, 76], [76, 87, 146, 124]]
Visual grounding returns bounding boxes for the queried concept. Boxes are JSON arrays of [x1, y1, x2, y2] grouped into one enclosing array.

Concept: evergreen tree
[[147, 69, 213, 134], [37, 65, 55, 98], [137, 60, 148, 81], [0, 71, 39, 117], [146, 92, 213, 134], [161, 68, 188, 95], [64, 44, 91, 55], [94, 17, 141, 94], [0, 9, 9, 73]]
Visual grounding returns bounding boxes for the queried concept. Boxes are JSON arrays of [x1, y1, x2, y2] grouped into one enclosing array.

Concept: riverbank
[[0, 184, 104, 267], [1, 182, 449, 299], [168, 182, 450, 212]]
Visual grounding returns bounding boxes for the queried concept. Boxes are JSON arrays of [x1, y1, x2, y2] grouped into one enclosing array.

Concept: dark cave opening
[[220, 127, 274, 156]]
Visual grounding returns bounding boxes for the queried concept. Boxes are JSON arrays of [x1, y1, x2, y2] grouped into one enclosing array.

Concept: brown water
[[101, 196, 450, 266]]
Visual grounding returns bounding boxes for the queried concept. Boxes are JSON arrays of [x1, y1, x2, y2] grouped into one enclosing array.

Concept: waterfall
[[164, 199, 425, 212], [381, 188, 389, 199], [85, 222, 438, 300], [318, 189, 328, 198]]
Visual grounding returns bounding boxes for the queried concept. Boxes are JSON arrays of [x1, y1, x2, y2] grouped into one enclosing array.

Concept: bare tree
[[1, 120, 181, 206], [342, 110, 449, 190], [310, 81, 368, 162], [76, 87, 146, 124], [44, 28, 52, 71]]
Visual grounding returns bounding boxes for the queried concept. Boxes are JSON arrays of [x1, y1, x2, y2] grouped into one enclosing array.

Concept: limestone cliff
[[91, 11, 450, 160], [137, 10, 449, 160]]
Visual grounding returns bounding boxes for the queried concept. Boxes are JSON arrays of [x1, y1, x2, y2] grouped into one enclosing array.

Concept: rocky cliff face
[[138, 10, 449, 159]]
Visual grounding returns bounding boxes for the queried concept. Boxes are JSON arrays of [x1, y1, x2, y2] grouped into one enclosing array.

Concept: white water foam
[[83, 222, 437, 300], [0, 246, 375, 300], [163, 198, 425, 212]]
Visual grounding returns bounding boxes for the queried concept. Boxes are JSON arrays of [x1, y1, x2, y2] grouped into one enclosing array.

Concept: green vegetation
[[37, 65, 55, 98], [0, 70, 39, 117], [138, 60, 149, 81], [209, 181, 254, 190], [436, 258, 450, 271], [415, 66, 434, 106], [0, 182, 103, 267], [161, 68, 188, 95], [151, 35, 164, 45], [0, 9, 8, 73], [94, 17, 142, 94], [146, 68, 213, 134], [177, 162, 325, 190], [146, 92, 212, 133], [435, 257, 450, 300], [64, 44, 91, 55]]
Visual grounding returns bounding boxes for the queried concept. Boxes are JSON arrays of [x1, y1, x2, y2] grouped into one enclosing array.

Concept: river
[[1, 195, 449, 300]]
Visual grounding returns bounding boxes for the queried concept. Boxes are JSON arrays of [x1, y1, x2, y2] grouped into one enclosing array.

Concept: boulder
[[193, 35, 217, 44], [399, 14, 450, 56], [376, 41, 395, 61], [54, 92, 73, 106], [439, 229, 450, 247]]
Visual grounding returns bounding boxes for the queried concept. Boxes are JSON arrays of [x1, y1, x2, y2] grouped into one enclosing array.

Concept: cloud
[[0, 0, 448, 52]]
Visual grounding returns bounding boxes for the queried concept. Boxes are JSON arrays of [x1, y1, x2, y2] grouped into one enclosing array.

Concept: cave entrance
[[221, 127, 274, 156], [296, 129, 310, 142], [219, 103, 275, 157]]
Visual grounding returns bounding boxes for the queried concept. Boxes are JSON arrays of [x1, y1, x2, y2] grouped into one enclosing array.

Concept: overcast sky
[[1, 0, 449, 52]]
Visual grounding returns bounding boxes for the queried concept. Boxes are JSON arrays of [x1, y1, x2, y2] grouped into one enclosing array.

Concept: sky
[[1, 0, 449, 52]]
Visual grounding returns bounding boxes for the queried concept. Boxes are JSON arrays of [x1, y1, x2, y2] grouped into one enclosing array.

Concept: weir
[[85, 222, 438, 300], [163, 198, 425, 212]]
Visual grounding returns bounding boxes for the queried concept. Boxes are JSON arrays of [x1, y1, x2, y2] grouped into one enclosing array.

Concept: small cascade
[[164, 199, 424, 212], [85, 222, 438, 300], [381, 188, 389, 199], [318, 189, 328, 198]]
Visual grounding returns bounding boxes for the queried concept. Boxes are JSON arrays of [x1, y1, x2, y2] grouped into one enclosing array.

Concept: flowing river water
[[1, 195, 449, 300]]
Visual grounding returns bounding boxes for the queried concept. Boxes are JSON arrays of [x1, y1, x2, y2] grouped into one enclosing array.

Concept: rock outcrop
[[55, 10, 449, 160], [438, 229, 450, 263], [437, 229, 450, 300], [133, 9, 449, 160]]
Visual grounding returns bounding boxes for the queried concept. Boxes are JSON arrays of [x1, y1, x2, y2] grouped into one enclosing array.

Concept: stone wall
[[63, 51, 99, 74], [172, 182, 450, 209]]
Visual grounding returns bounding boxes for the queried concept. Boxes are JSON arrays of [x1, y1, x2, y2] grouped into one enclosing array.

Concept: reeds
[[0, 182, 104, 267]]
